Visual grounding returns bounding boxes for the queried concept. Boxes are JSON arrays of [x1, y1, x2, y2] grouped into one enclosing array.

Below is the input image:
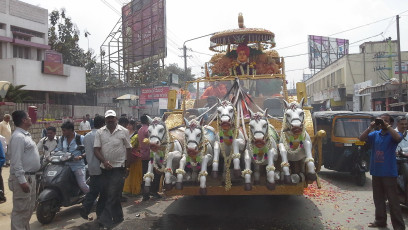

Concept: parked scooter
[[36, 149, 88, 224]]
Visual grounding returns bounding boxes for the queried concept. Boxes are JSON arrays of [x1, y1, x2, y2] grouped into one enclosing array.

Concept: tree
[[1, 84, 31, 102], [163, 63, 195, 85], [87, 63, 122, 90], [48, 9, 97, 90]]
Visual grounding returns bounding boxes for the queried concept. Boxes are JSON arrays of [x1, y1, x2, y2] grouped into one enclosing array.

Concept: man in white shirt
[[79, 116, 91, 131], [37, 126, 59, 162], [94, 110, 131, 228], [0, 114, 11, 166], [9, 110, 41, 230], [395, 116, 408, 154]]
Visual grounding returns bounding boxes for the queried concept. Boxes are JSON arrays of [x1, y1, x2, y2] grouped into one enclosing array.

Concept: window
[[37, 49, 42, 61], [0, 23, 5, 30], [0, 42, 2, 59], [334, 118, 371, 137], [326, 75, 330, 88], [336, 69, 343, 84], [10, 26, 44, 38], [13, 45, 30, 59]]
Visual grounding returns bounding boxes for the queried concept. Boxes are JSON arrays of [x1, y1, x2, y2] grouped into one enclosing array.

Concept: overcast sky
[[22, 0, 408, 85]]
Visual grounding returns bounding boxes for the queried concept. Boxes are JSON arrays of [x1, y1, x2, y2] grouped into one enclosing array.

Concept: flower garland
[[230, 61, 257, 76], [280, 113, 306, 155], [150, 121, 172, 173], [216, 106, 239, 191], [183, 125, 209, 171], [247, 122, 272, 165]]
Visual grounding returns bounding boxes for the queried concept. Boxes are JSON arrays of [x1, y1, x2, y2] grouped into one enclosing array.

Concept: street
[[1, 168, 408, 230]]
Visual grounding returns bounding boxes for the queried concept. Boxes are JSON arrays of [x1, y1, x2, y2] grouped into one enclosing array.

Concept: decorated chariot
[[143, 13, 326, 196]]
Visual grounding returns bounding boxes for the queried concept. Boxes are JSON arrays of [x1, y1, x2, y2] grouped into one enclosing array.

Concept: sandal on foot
[[368, 222, 386, 228]]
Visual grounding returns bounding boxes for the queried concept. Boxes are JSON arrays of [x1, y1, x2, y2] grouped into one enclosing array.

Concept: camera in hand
[[375, 118, 384, 126]]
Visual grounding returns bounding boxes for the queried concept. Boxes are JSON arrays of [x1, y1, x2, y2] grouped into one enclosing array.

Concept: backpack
[[60, 134, 83, 153], [43, 136, 59, 146]]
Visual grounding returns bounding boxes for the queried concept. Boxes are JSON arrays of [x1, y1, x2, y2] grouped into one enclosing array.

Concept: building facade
[[305, 40, 408, 111], [0, 0, 86, 104]]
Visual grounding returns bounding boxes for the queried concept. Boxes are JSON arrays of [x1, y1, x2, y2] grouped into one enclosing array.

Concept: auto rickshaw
[[313, 111, 407, 186]]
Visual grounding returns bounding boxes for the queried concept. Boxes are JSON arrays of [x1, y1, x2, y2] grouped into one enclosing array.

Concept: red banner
[[42, 50, 64, 75], [140, 86, 169, 104]]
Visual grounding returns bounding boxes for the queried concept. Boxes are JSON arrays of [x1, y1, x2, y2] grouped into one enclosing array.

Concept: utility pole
[[182, 33, 215, 74], [396, 15, 403, 102], [183, 45, 187, 74]]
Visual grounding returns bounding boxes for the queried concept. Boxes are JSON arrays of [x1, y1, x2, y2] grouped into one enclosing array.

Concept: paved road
[[1, 168, 408, 230]]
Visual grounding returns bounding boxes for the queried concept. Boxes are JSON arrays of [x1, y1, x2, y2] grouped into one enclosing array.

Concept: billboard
[[395, 62, 408, 74], [42, 50, 63, 75], [122, 0, 167, 67], [139, 86, 170, 104], [308, 35, 349, 70]]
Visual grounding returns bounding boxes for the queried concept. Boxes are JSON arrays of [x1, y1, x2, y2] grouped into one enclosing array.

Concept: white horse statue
[[278, 98, 317, 183], [244, 110, 280, 190], [143, 115, 182, 193], [175, 117, 220, 195], [213, 100, 246, 190]]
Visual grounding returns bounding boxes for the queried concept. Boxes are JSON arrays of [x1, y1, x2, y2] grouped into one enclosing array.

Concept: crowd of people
[[0, 110, 160, 230], [1, 110, 408, 229]]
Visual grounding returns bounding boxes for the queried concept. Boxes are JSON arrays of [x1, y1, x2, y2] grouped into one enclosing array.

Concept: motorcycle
[[36, 149, 88, 224]]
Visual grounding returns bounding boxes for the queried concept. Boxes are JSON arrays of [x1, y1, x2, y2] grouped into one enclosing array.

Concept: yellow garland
[[216, 107, 239, 191], [280, 113, 306, 155]]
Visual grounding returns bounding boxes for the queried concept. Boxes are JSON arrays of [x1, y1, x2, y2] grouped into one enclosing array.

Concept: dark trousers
[[372, 176, 405, 230], [82, 174, 104, 217], [99, 168, 126, 227], [0, 167, 4, 199], [0, 167, 4, 191], [142, 160, 161, 198]]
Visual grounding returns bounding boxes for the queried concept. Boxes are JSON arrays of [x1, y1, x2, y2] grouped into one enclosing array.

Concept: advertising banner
[[42, 50, 64, 75], [308, 35, 349, 69], [122, 0, 166, 67], [139, 86, 169, 104]]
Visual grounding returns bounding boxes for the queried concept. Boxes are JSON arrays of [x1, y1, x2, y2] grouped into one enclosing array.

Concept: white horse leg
[[232, 139, 243, 178], [242, 149, 252, 191], [164, 151, 177, 191], [278, 143, 291, 184], [198, 154, 212, 195], [266, 148, 276, 190], [175, 154, 186, 190], [212, 141, 220, 178], [303, 139, 317, 181], [253, 163, 260, 184], [143, 160, 154, 194]]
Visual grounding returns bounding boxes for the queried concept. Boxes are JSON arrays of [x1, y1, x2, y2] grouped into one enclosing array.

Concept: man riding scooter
[[36, 121, 88, 224], [55, 121, 89, 194]]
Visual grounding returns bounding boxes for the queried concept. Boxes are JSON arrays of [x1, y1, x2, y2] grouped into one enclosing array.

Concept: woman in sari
[[123, 121, 143, 195]]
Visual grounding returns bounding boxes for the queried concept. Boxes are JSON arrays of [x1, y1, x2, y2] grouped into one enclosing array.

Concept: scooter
[[397, 151, 408, 207], [350, 144, 369, 186], [36, 150, 88, 224]]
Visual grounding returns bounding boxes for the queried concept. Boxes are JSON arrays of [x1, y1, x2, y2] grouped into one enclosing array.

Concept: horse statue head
[[184, 117, 205, 158], [217, 99, 236, 131], [283, 98, 305, 135], [147, 115, 169, 152], [248, 109, 269, 149]]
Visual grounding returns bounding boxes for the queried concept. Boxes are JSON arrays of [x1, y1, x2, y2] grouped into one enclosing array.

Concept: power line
[[190, 49, 213, 56], [276, 9, 408, 51], [100, 0, 121, 15]]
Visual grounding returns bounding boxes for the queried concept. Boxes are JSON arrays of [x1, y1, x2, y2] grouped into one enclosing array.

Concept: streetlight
[[84, 30, 91, 51], [183, 33, 215, 74], [0, 81, 10, 102]]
